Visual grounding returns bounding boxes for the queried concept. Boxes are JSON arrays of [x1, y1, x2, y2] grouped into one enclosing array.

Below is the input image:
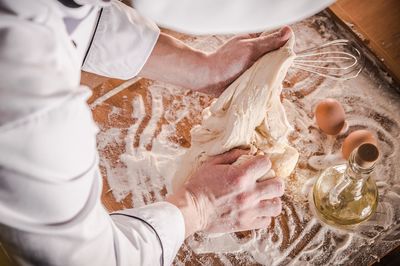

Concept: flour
[[95, 13, 400, 266], [97, 83, 210, 207], [173, 34, 299, 191]]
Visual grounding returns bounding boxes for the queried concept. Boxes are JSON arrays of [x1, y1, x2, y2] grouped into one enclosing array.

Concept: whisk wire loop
[[292, 39, 365, 81]]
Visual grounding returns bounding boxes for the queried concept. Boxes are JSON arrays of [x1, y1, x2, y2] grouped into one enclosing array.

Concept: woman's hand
[[166, 149, 284, 237], [139, 27, 292, 97]]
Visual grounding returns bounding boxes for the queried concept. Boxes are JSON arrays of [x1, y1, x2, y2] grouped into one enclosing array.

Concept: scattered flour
[[94, 13, 400, 266]]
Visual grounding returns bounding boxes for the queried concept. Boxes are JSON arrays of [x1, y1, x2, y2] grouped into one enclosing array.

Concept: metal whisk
[[293, 39, 365, 80]]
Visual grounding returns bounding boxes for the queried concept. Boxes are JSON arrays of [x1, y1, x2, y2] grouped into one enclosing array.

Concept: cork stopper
[[355, 143, 379, 168]]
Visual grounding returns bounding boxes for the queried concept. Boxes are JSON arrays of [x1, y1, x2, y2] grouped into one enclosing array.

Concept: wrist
[[166, 189, 206, 238], [191, 51, 217, 91], [203, 52, 223, 89]]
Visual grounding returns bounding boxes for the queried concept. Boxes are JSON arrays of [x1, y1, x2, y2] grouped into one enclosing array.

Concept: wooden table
[[329, 0, 400, 85], [82, 10, 400, 266]]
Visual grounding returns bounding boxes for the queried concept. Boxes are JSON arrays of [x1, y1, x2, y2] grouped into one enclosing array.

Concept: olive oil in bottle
[[313, 143, 379, 227]]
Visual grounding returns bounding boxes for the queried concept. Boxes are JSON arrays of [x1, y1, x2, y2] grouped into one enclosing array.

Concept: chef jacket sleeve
[[0, 1, 183, 266], [110, 202, 186, 266], [82, 0, 160, 80]]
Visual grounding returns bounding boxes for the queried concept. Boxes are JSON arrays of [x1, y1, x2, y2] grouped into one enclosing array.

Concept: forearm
[[139, 33, 213, 90]]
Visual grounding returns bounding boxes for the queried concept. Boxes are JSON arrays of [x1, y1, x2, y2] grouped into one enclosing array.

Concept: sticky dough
[[173, 35, 299, 190]]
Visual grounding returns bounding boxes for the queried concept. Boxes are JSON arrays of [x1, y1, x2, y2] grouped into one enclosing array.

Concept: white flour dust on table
[[94, 13, 400, 266]]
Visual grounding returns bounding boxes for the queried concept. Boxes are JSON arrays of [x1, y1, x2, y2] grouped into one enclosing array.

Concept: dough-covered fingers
[[234, 177, 284, 206], [231, 33, 260, 41], [250, 26, 292, 58], [240, 155, 272, 182], [256, 177, 285, 200], [257, 198, 282, 217], [209, 148, 249, 165], [239, 198, 282, 220], [252, 216, 272, 229], [237, 216, 272, 232], [234, 192, 255, 207]]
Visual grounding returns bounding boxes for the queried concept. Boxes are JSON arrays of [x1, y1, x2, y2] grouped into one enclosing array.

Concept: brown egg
[[315, 99, 346, 135], [342, 130, 378, 159]]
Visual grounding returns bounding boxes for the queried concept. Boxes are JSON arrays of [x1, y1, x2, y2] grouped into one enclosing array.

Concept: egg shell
[[315, 99, 346, 135], [342, 130, 378, 159]]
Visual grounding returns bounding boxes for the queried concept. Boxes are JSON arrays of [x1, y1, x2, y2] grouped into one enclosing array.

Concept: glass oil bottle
[[313, 143, 379, 227]]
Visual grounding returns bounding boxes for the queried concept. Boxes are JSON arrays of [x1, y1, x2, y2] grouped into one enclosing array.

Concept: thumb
[[210, 148, 249, 165]]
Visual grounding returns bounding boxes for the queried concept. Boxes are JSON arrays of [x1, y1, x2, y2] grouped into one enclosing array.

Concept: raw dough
[[173, 35, 299, 190]]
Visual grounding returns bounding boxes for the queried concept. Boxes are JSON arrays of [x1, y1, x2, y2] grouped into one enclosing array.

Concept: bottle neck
[[328, 150, 375, 205], [346, 150, 375, 199], [346, 150, 375, 179]]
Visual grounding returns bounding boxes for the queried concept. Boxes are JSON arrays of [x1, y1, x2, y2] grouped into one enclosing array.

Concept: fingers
[[234, 177, 284, 207], [280, 26, 292, 39], [251, 216, 272, 229], [259, 26, 292, 38], [241, 155, 272, 182], [239, 198, 282, 220], [257, 198, 282, 217], [231, 32, 261, 41], [256, 177, 285, 199], [250, 26, 292, 57], [209, 148, 249, 165], [257, 169, 276, 182], [236, 217, 271, 232]]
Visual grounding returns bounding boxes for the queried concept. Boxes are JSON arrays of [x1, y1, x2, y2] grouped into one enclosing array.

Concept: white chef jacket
[[0, 0, 185, 265]]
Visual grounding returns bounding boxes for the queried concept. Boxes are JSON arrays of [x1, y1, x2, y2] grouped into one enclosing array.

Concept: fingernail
[[279, 26, 290, 38]]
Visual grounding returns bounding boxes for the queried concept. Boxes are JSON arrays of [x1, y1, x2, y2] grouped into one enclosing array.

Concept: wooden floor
[[329, 0, 400, 84]]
